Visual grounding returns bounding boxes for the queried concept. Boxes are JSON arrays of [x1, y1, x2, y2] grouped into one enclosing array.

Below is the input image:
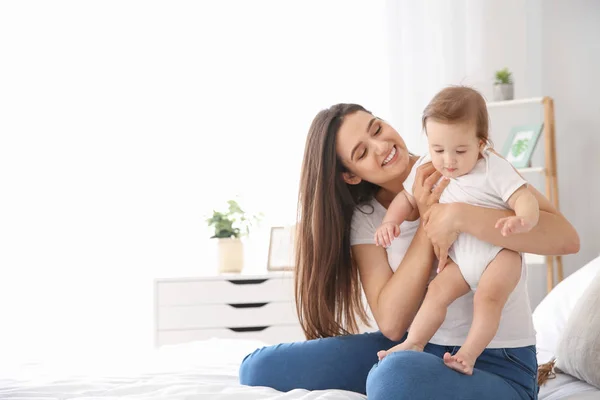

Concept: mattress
[[0, 338, 597, 399]]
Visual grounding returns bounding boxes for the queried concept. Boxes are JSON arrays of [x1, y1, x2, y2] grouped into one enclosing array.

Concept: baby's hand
[[495, 216, 536, 236], [374, 222, 401, 248]]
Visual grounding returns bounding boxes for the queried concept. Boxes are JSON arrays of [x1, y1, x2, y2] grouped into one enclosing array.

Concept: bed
[[2, 257, 599, 399], [532, 254, 600, 400], [0, 338, 597, 400]]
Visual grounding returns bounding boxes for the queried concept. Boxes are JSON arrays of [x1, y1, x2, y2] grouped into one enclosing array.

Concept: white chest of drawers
[[154, 271, 306, 347]]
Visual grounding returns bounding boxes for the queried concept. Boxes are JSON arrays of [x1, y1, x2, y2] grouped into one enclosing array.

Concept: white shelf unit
[[154, 271, 305, 347]]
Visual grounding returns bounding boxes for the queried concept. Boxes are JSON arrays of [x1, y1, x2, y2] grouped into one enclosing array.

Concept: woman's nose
[[372, 140, 389, 156]]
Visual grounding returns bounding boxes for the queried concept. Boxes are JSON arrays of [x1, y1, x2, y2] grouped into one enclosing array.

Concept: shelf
[[517, 167, 545, 173], [524, 253, 546, 265], [485, 95, 562, 292], [486, 97, 544, 108]]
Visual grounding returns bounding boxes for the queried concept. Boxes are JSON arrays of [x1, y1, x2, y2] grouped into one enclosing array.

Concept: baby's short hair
[[422, 86, 490, 143]]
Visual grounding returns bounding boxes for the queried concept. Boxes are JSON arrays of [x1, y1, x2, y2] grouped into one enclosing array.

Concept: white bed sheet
[[1, 338, 598, 400], [0, 338, 366, 400], [539, 373, 600, 400]]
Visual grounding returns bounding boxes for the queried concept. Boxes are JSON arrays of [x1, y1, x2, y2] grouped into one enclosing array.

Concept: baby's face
[[426, 119, 483, 178]]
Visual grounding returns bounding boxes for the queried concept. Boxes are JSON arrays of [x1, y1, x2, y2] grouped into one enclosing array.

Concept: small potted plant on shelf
[[206, 199, 261, 273], [493, 67, 514, 101]]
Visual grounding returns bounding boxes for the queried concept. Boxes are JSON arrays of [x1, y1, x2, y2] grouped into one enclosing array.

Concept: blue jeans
[[239, 331, 538, 399]]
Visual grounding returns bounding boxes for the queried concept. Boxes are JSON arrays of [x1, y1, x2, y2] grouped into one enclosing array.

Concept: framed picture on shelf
[[501, 123, 544, 168], [267, 226, 296, 271]]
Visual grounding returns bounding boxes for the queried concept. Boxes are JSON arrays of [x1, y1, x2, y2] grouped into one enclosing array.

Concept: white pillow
[[555, 270, 600, 388], [532, 255, 600, 364]]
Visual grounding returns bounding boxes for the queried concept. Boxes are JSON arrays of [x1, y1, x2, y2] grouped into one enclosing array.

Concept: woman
[[238, 104, 579, 399]]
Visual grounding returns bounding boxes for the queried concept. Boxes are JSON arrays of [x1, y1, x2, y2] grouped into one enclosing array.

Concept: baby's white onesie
[[404, 148, 527, 289]]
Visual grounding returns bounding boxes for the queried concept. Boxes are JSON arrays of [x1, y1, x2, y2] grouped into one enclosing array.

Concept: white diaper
[[449, 233, 504, 290]]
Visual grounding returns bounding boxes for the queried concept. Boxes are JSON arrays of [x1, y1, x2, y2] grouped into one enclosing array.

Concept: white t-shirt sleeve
[[403, 155, 429, 197], [403, 165, 417, 197], [350, 206, 378, 246], [486, 152, 528, 202]]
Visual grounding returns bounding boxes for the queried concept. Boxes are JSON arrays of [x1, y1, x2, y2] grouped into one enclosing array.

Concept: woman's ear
[[342, 172, 362, 185]]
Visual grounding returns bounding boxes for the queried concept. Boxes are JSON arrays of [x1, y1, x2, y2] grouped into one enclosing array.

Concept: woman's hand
[[422, 203, 461, 271], [412, 162, 449, 216]]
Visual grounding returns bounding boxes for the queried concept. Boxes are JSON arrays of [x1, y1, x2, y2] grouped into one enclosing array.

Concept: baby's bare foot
[[377, 341, 423, 361], [443, 351, 475, 375]]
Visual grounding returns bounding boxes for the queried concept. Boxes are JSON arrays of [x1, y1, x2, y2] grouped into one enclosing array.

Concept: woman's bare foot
[[377, 341, 424, 361], [443, 351, 475, 375]]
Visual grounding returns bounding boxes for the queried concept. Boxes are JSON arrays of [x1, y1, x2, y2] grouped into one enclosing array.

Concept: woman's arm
[[354, 227, 434, 341], [355, 164, 449, 341], [423, 184, 580, 258]]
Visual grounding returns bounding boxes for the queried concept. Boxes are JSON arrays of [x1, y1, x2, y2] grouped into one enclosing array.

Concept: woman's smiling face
[[336, 111, 411, 187]]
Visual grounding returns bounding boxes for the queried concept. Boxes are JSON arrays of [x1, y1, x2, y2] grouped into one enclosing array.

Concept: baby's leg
[[378, 261, 470, 360], [444, 249, 521, 375]]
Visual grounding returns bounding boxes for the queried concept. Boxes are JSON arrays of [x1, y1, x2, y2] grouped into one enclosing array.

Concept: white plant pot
[[493, 83, 514, 101], [216, 237, 244, 273]]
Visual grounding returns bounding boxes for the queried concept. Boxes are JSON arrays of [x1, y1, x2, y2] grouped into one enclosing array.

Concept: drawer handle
[[228, 302, 268, 309], [227, 279, 268, 285], [228, 326, 269, 332]]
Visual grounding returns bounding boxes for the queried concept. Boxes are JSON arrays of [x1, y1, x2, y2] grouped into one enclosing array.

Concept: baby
[[374, 86, 539, 375]]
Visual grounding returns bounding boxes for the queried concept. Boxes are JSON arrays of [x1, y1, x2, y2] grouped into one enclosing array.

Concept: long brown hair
[[294, 104, 377, 340]]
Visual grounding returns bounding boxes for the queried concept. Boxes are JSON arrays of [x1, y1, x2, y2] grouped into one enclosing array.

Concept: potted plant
[[493, 67, 514, 101], [206, 199, 260, 273]]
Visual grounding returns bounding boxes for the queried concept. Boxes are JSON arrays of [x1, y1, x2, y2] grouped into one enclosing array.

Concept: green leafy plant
[[206, 199, 261, 239], [495, 67, 513, 84], [511, 138, 529, 157]]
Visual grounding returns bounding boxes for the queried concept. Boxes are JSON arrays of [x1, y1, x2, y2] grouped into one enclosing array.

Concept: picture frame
[[501, 123, 544, 168], [267, 226, 296, 271]]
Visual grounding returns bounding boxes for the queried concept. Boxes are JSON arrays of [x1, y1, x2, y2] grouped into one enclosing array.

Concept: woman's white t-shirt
[[350, 198, 536, 348]]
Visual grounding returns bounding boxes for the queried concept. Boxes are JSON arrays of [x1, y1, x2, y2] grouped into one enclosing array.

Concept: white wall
[[483, 0, 600, 307], [482, 0, 600, 307], [0, 1, 391, 356], [541, 0, 600, 275], [387, 0, 600, 308]]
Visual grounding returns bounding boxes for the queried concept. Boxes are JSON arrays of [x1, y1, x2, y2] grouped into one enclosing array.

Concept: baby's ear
[[342, 172, 362, 185]]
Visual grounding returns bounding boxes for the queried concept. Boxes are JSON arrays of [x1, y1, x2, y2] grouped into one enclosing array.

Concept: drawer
[[156, 277, 294, 306], [157, 324, 306, 347], [158, 301, 297, 330]]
